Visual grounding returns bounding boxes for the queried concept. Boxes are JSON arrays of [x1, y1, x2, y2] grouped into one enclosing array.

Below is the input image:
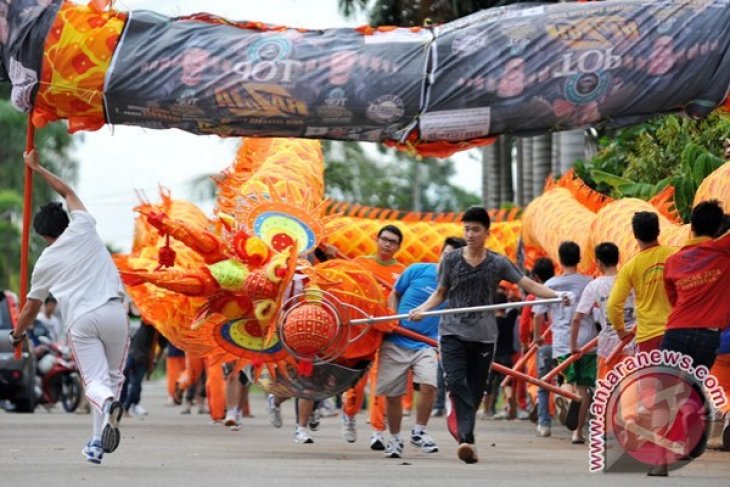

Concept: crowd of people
[[8, 151, 729, 474]]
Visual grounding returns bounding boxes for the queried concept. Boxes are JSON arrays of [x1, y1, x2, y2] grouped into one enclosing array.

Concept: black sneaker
[[101, 400, 123, 453]]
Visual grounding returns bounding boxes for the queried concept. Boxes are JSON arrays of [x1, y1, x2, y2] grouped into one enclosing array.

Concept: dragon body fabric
[[4, 0, 730, 156]]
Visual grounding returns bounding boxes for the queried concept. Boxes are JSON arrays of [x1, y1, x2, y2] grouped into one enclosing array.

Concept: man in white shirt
[[9, 151, 128, 465]]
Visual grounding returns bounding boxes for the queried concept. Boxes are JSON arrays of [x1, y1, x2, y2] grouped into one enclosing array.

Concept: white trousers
[[69, 299, 129, 413]]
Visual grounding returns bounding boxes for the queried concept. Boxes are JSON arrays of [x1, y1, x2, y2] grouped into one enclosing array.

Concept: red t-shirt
[[664, 233, 730, 330], [519, 294, 553, 345]]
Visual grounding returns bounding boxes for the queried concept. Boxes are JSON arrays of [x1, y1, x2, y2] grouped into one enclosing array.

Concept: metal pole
[[350, 298, 562, 325], [391, 325, 580, 402]]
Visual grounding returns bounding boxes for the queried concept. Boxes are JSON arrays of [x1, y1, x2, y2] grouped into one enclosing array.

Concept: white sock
[[392, 433, 402, 442], [413, 424, 426, 434], [92, 407, 104, 439]]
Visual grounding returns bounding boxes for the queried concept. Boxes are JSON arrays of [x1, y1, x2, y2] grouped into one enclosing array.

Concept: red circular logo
[[607, 367, 708, 467]]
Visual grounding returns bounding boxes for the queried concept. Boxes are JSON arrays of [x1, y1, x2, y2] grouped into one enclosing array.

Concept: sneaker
[[457, 443, 478, 464], [571, 431, 586, 444], [477, 410, 493, 420], [370, 430, 386, 451], [555, 396, 568, 426], [647, 465, 668, 477], [130, 404, 148, 417], [492, 410, 511, 420], [384, 437, 404, 458], [267, 394, 282, 429], [101, 400, 123, 453], [536, 425, 551, 437], [224, 410, 238, 428], [294, 427, 314, 444], [180, 401, 192, 415], [81, 440, 103, 464], [341, 414, 357, 443], [308, 408, 321, 431], [172, 383, 183, 405], [411, 430, 439, 453], [517, 409, 530, 420]]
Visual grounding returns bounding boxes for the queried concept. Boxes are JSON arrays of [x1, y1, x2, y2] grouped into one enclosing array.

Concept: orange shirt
[[353, 256, 405, 294]]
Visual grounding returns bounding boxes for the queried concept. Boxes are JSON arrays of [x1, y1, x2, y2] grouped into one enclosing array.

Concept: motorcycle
[[33, 336, 82, 413]]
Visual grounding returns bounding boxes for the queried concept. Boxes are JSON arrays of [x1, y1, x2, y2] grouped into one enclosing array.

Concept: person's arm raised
[[24, 150, 86, 212]]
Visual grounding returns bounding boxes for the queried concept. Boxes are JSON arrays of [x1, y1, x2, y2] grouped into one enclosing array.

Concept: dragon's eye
[[254, 211, 315, 254]]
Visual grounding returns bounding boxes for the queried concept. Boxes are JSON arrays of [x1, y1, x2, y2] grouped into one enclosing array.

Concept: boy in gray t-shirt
[[438, 247, 523, 343], [532, 241, 596, 444], [532, 272, 595, 359], [409, 207, 569, 464]]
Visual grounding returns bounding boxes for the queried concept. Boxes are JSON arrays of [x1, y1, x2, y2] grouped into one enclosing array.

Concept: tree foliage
[[339, 0, 560, 26], [324, 141, 480, 211], [0, 83, 78, 289], [575, 112, 730, 221]]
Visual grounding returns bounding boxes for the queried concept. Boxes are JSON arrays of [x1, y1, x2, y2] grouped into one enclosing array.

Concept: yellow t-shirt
[[606, 245, 676, 344]]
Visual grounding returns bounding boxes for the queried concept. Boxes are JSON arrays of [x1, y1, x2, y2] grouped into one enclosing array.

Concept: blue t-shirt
[[719, 328, 730, 356], [386, 263, 444, 350]]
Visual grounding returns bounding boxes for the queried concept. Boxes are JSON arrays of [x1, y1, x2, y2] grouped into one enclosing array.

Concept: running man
[[10, 150, 128, 464], [410, 207, 570, 464]]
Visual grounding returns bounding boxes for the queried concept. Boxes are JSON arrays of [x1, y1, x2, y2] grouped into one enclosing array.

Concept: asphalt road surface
[[2, 380, 728, 487]]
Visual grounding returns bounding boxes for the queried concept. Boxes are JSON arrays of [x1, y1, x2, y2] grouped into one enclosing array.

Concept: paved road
[[2, 380, 728, 487]]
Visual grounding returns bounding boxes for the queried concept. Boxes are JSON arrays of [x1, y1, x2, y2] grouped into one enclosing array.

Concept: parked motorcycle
[[34, 336, 82, 412]]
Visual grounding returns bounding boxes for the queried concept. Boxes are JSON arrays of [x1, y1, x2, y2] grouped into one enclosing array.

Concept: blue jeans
[[120, 356, 148, 410], [661, 328, 721, 370], [537, 345, 553, 427]]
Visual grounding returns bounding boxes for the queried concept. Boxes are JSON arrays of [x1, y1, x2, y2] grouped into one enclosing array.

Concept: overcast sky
[[74, 0, 482, 251]]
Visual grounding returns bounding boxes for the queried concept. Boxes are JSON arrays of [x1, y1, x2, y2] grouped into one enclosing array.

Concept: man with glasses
[[341, 225, 406, 450]]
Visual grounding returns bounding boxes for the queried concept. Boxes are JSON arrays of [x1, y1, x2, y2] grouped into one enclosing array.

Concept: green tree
[[0, 83, 79, 289], [575, 112, 730, 221], [324, 141, 480, 211], [339, 0, 560, 26], [0, 190, 22, 289]]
